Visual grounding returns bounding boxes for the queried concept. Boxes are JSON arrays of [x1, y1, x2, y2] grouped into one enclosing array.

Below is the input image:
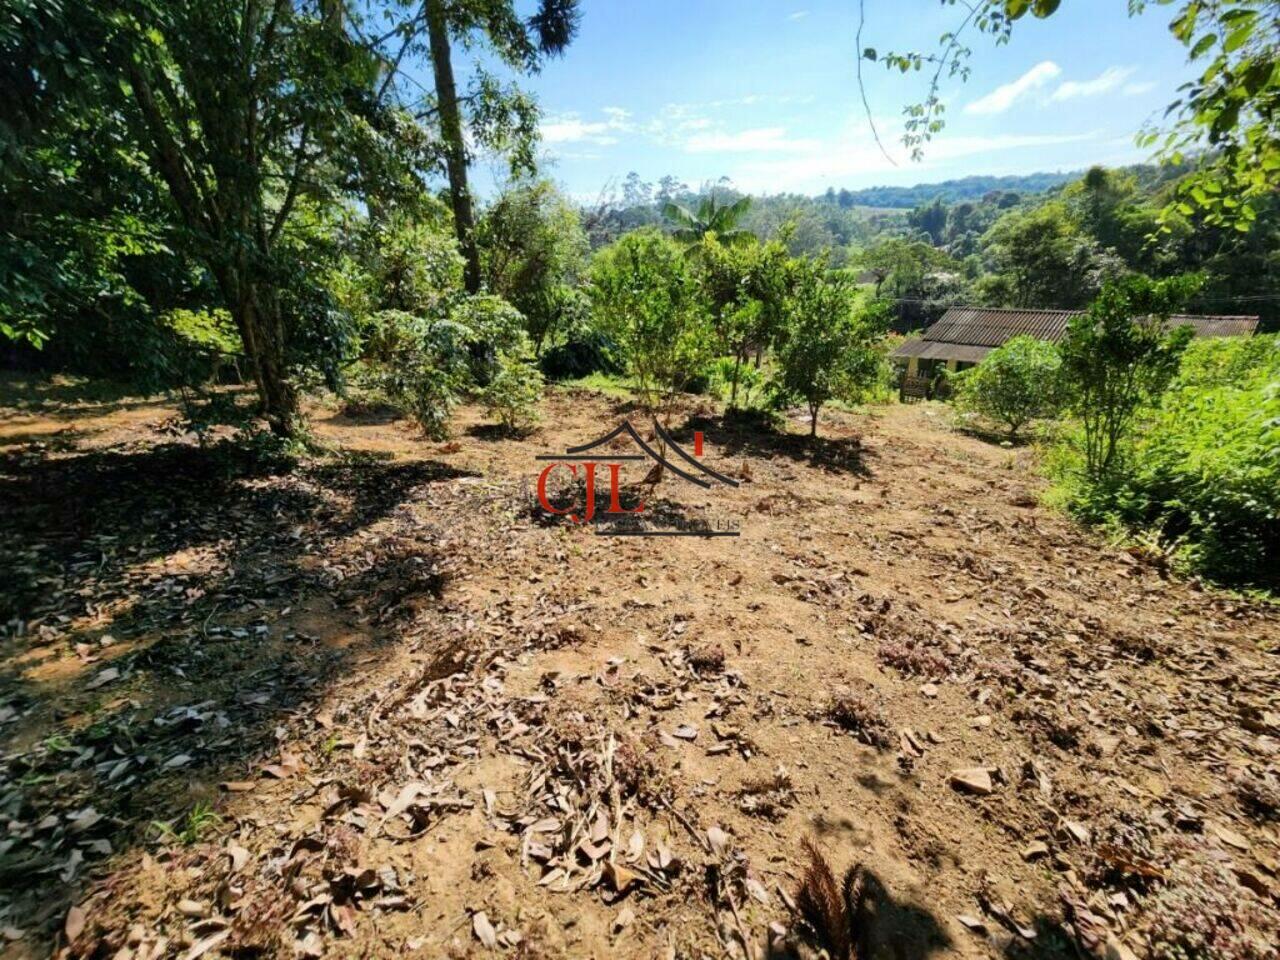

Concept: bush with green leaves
[[588, 229, 712, 420], [448, 294, 529, 385], [952, 335, 1063, 439], [362, 310, 472, 439], [693, 234, 792, 409], [539, 328, 621, 381], [709, 355, 765, 407], [774, 264, 889, 437], [1058, 275, 1198, 480], [1107, 334, 1280, 585], [482, 350, 544, 433]]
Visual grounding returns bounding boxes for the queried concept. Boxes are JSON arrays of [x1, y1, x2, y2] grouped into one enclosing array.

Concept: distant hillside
[[826, 172, 1079, 209]]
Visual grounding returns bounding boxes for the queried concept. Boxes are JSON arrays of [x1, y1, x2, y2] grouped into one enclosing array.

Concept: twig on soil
[[658, 795, 709, 853]]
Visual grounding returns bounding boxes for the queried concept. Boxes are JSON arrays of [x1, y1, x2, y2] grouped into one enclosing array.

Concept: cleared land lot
[[1, 384, 1277, 959]]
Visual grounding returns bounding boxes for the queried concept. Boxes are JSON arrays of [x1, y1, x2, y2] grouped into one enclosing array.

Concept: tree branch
[[269, 126, 312, 244]]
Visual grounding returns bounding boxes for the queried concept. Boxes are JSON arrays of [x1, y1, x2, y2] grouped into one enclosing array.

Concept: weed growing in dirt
[[613, 732, 670, 806], [1139, 856, 1278, 960], [795, 837, 866, 960], [876, 638, 952, 679], [737, 766, 796, 821], [152, 801, 222, 846], [825, 693, 892, 749]]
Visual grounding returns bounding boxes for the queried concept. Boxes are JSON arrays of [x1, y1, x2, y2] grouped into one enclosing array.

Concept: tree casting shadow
[[0, 434, 474, 940]]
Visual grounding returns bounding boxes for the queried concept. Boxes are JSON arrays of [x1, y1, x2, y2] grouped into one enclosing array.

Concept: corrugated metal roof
[[891, 338, 992, 363], [916, 307, 1258, 349], [1167, 314, 1261, 337]]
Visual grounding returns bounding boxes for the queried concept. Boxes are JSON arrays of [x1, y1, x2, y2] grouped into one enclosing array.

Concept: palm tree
[[661, 194, 754, 249]]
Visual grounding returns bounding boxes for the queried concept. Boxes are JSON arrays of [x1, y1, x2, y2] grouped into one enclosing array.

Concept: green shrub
[[482, 351, 544, 433], [952, 335, 1063, 439], [539, 329, 621, 380], [773, 264, 887, 437], [1058, 275, 1197, 479], [1112, 334, 1280, 585], [364, 309, 471, 439], [588, 229, 712, 419], [709, 356, 764, 406]]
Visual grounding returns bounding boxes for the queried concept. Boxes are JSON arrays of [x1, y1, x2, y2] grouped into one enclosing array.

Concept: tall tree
[[15, 0, 390, 435], [420, 0, 581, 293]]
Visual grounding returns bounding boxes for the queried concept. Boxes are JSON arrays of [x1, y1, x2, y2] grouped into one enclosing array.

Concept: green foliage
[[152, 801, 222, 846], [539, 329, 621, 381], [1058, 275, 1200, 480], [365, 311, 472, 440], [775, 265, 889, 436], [371, 218, 466, 318], [869, 0, 1279, 232], [694, 234, 793, 408], [979, 201, 1125, 308], [953, 335, 1063, 438], [661, 194, 754, 250], [709, 356, 765, 408], [1112, 335, 1280, 584], [1051, 334, 1280, 586], [166, 309, 240, 358], [478, 179, 588, 353], [355, 294, 539, 437], [482, 351, 544, 433], [588, 230, 712, 417], [448, 294, 530, 385]]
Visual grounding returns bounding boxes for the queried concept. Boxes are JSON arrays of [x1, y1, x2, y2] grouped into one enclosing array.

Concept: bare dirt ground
[[1, 379, 1277, 960]]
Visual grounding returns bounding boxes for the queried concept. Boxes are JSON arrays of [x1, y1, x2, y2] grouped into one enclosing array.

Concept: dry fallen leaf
[[63, 905, 86, 943], [950, 768, 994, 795], [184, 929, 230, 960], [472, 911, 497, 949], [1210, 822, 1251, 851], [614, 905, 636, 933]]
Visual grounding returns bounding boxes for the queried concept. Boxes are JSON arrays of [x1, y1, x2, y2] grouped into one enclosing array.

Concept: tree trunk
[[224, 270, 298, 437], [729, 350, 743, 409], [426, 0, 482, 294], [809, 404, 819, 437]]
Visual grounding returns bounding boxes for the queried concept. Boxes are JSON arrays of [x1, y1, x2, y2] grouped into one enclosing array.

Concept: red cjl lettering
[[606, 462, 644, 515], [536, 462, 597, 523]]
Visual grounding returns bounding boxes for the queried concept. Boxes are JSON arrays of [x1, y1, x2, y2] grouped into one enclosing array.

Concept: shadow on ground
[[0, 431, 473, 937], [674, 411, 873, 478]]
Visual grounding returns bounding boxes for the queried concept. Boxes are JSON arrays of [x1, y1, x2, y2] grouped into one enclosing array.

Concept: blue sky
[[469, 0, 1197, 199]]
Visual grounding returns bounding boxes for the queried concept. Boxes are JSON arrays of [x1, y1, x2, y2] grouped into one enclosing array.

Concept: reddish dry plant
[[826, 693, 892, 749], [795, 837, 866, 960], [687, 644, 726, 675], [876, 638, 952, 679], [613, 732, 668, 805], [1139, 857, 1279, 960]]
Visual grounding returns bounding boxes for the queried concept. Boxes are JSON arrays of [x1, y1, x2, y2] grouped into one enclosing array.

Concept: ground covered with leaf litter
[[1, 383, 1278, 960]]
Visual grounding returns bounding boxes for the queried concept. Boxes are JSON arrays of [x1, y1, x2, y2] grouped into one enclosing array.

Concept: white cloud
[[964, 61, 1061, 115], [1122, 80, 1158, 97], [788, 10, 809, 20], [1051, 66, 1136, 102], [539, 109, 631, 145], [727, 127, 1099, 194], [683, 126, 820, 154]]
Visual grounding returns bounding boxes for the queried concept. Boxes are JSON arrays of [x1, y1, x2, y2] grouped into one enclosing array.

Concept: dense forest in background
[[584, 161, 1280, 332]]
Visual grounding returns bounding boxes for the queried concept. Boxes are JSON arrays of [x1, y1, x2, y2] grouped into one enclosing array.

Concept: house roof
[[891, 306, 1259, 363]]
